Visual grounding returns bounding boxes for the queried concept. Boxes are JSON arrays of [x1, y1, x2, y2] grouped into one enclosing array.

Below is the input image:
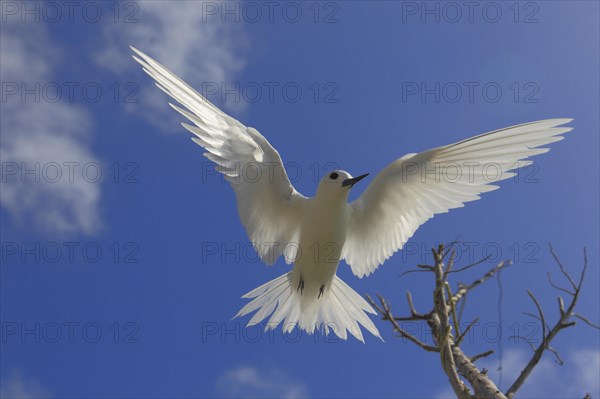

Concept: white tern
[[131, 47, 573, 342]]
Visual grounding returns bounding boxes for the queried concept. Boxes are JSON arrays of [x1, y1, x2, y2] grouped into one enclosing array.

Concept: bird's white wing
[[131, 47, 307, 265], [342, 119, 573, 278]]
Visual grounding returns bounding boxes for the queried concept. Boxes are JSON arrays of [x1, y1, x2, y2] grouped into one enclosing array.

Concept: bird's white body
[[294, 201, 345, 297], [132, 46, 573, 342], [237, 172, 381, 341], [295, 179, 350, 295], [287, 176, 351, 326]]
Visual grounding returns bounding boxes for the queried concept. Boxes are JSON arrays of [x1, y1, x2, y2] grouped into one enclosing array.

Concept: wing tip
[[533, 117, 573, 126], [557, 117, 574, 125], [129, 45, 147, 59]]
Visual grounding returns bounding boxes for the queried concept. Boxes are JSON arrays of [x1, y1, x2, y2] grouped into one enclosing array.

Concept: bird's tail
[[234, 272, 382, 342]]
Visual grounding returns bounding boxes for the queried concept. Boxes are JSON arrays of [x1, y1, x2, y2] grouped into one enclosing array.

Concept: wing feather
[[342, 119, 573, 278], [132, 47, 307, 265]]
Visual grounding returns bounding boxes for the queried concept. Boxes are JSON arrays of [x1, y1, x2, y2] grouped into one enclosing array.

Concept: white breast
[[291, 197, 350, 299]]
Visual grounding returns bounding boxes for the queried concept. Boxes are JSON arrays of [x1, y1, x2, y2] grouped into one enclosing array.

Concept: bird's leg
[[318, 284, 325, 299], [297, 275, 305, 295]]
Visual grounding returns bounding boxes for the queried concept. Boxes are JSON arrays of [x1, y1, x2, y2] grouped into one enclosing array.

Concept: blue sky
[[1, 1, 599, 398]]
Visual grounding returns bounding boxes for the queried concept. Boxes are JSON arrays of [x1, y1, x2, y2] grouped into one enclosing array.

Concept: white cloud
[[95, 0, 248, 131], [217, 366, 308, 399], [434, 347, 599, 398], [0, 370, 51, 399], [478, 347, 599, 398], [0, 24, 102, 236]]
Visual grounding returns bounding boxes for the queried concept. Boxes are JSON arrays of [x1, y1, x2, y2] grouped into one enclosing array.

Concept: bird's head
[[316, 170, 369, 202]]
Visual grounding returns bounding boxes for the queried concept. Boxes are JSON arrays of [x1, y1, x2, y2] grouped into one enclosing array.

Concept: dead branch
[[366, 294, 438, 353], [452, 260, 512, 305], [505, 247, 598, 398], [370, 245, 505, 398], [369, 244, 598, 399], [432, 246, 473, 399]]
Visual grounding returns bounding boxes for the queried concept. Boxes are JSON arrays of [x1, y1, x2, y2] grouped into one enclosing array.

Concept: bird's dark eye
[[329, 172, 339, 180]]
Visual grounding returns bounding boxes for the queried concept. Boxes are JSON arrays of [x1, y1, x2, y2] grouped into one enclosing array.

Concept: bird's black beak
[[342, 173, 369, 188]]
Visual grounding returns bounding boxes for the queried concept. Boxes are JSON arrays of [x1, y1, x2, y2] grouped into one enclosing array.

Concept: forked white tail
[[234, 272, 382, 342]]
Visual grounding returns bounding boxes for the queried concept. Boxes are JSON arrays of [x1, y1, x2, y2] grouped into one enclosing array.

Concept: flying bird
[[131, 47, 573, 342]]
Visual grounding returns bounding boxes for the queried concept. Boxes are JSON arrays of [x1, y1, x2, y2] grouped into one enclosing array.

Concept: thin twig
[[399, 268, 432, 279], [456, 317, 479, 345], [395, 291, 429, 321], [506, 248, 593, 399], [446, 255, 492, 275], [557, 296, 565, 316], [445, 283, 462, 340], [547, 272, 575, 296], [366, 294, 439, 352], [417, 264, 435, 269], [406, 291, 418, 315], [470, 350, 494, 362], [549, 243, 577, 291], [522, 312, 551, 332], [547, 346, 564, 365], [457, 292, 467, 325], [442, 250, 457, 279], [572, 314, 600, 330], [453, 260, 512, 304], [442, 236, 462, 259], [526, 290, 547, 348]]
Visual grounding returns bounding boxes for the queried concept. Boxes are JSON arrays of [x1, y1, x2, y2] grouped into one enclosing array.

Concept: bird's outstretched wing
[[131, 47, 306, 265], [342, 119, 573, 278]]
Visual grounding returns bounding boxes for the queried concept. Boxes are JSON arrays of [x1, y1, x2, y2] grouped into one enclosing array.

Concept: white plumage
[[342, 119, 572, 278], [131, 46, 573, 342]]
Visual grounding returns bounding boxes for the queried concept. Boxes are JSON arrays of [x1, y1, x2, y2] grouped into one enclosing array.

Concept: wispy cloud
[[217, 366, 308, 399], [487, 347, 599, 398], [0, 370, 51, 399], [95, 0, 249, 131], [436, 347, 599, 398], [0, 23, 102, 236]]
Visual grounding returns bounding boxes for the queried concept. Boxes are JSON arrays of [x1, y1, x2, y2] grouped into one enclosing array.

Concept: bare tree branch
[[456, 317, 479, 346], [547, 272, 574, 296], [526, 290, 547, 348], [470, 349, 495, 363], [394, 291, 429, 321], [572, 313, 600, 330], [522, 312, 551, 332], [547, 346, 565, 365], [506, 248, 595, 398], [371, 244, 597, 399], [366, 294, 439, 353], [452, 260, 512, 305], [442, 249, 457, 277], [399, 268, 432, 279], [446, 255, 492, 276], [549, 243, 577, 291], [406, 291, 419, 316], [432, 246, 472, 399]]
